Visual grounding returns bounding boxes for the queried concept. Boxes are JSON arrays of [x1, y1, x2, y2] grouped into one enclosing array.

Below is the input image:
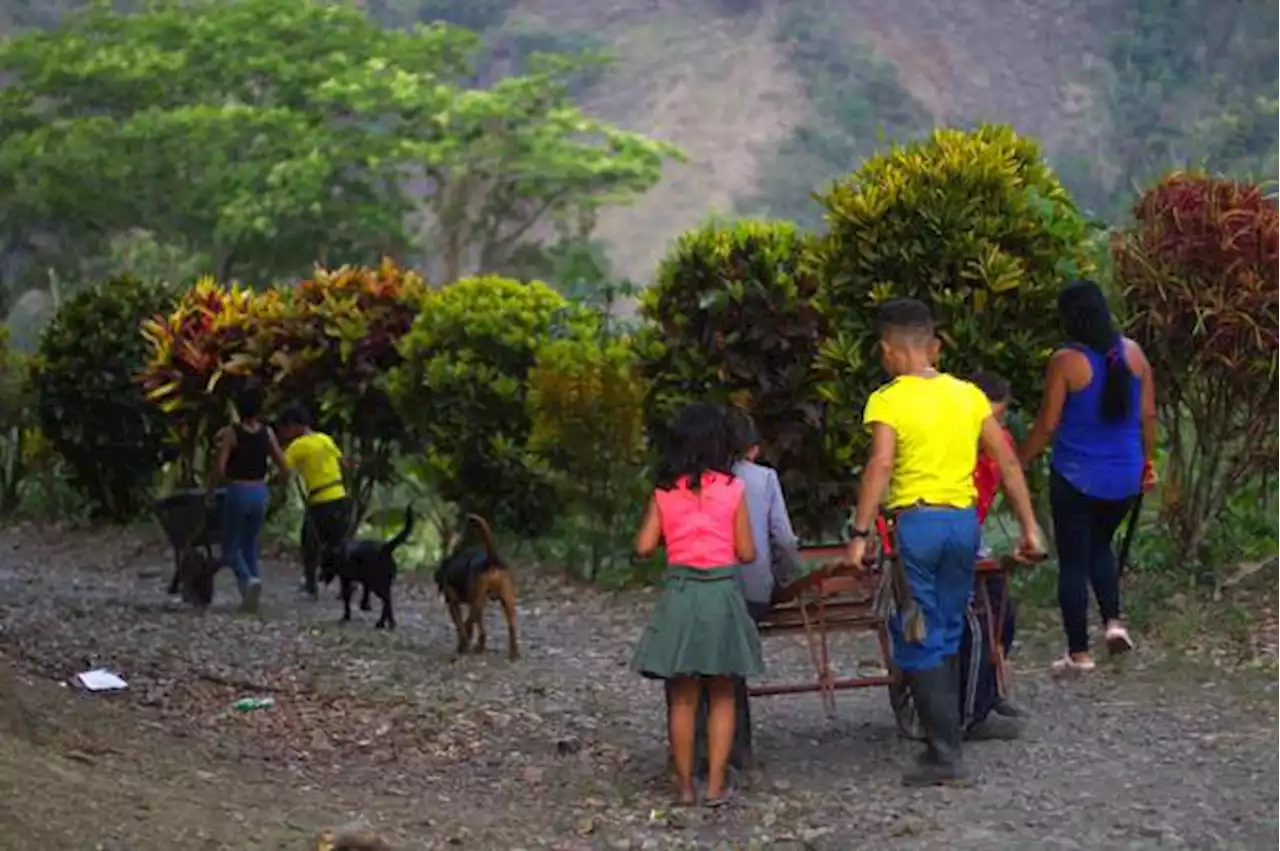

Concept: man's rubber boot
[[965, 715, 1023, 741], [901, 666, 968, 787], [993, 697, 1025, 718]]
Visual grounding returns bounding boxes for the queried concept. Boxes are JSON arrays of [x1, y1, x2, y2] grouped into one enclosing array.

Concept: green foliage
[[1101, 0, 1278, 218], [0, 325, 37, 514], [422, 49, 682, 281], [744, 1, 932, 229], [813, 124, 1094, 467], [487, 21, 610, 93], [1113, 171, 1278, 564], [637, 219, 843, 535], [137, 278, 267, 483], [0, 0, 678, 291], [527, 334, 648, 580], [0, 0, 456, 283], [386, 275, 596, 534], [35, 274, 174, 521], [257, 259, 429, 522]]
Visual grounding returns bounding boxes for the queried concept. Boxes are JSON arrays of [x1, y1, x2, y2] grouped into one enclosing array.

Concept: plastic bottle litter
[[231, 697, 275, 712]]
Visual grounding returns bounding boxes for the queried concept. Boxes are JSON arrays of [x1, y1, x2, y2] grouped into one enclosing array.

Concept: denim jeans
[[890, 506, 981, 673], [1049, 469, 1135, 653], [222, 481, 268, 588]]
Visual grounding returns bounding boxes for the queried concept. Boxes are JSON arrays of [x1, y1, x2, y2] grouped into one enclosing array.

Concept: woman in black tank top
[[208, 383, 288, 613]]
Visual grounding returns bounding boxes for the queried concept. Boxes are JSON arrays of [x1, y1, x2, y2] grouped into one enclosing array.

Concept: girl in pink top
[[631, 403, 764, 808]]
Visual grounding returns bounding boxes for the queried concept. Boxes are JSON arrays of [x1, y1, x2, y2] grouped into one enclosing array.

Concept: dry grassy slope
[[509, 0, 1121, 283]]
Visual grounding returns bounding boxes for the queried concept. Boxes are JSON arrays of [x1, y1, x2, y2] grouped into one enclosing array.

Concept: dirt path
[[0, 524, 1275, 850]]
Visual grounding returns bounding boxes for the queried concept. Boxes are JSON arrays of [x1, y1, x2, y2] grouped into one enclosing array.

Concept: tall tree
[[0, 0, 679, 287]]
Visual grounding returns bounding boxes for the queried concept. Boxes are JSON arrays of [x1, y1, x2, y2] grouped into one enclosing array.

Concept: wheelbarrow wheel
[[889, 680, 926, 740], [176, 547, 218, 609]]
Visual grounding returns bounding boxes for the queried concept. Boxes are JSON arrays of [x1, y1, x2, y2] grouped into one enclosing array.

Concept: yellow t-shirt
[[863, 374, 991, 510], [283, 432, 346, 505]]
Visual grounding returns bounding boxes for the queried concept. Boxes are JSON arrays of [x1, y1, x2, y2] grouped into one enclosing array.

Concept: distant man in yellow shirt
[[843, 298, 1042, 787], [277, 406, 350, 599]]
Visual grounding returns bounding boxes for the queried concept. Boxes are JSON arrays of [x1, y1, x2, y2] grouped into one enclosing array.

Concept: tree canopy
[[0, 0, 679, 293]]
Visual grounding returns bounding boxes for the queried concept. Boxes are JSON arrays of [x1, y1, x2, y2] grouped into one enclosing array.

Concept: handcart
[[153, 488, 225, 607]]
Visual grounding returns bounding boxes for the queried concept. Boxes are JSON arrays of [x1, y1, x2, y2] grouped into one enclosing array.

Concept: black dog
[[321, 506, 414, 630]]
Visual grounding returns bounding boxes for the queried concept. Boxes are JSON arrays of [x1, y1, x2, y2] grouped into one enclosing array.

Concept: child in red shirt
[[971, 371, 1016, 543], [967, 370, 1023, 723]]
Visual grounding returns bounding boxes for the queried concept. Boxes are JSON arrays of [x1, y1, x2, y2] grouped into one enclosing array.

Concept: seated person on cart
[[673, 406, 803, 780], [957, 371, 1026, 741], [276, 406, 351, 599], [843, 298, 1041, 786]]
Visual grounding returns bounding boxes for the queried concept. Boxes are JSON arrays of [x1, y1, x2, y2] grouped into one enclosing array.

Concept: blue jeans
[[222, 482, 268, 588], [890, 506, 980, 672]]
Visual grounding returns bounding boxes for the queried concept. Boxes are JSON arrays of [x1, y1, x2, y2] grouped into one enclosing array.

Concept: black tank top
[[225, 424, 271, 481]]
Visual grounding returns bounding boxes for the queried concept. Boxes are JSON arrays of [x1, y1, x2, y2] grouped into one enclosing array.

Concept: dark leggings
[[1049, 469, 1135, 654], [301, 498, 351, 588]]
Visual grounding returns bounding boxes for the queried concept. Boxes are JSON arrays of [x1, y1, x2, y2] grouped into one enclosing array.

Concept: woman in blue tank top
[[1020, 280, 1157, 673]]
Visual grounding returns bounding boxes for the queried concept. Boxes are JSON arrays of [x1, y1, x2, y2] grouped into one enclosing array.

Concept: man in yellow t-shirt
[[278, 406, 350, 599], [842, 298, 1042, 787]]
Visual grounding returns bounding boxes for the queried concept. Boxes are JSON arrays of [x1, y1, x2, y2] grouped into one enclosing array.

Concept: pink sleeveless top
[[654, 472, 743, 568]]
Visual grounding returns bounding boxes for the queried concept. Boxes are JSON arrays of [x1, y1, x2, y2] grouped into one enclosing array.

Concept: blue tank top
[[1051, 344, 1143, 500]]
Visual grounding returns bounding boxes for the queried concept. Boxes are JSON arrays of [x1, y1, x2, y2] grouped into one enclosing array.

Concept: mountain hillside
[[2, 0, 1275, 282], [534, 0, 1130, 278]]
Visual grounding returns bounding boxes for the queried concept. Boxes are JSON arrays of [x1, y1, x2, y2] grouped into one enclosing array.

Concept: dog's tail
[[465, 513, 497, 561], [383, 505, 415, 555]]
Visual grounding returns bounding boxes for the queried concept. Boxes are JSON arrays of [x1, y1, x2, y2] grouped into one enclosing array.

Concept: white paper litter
[[74, 669, 128, 692]]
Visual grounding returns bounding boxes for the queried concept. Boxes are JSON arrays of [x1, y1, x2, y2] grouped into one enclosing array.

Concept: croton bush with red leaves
[[138, 259, 426, 509], [261, 259, 428, 520], [1114, 171, 1278, 562], [138, 278, 269, 484]]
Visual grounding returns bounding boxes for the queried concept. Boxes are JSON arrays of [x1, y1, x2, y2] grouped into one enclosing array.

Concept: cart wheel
[[177, 548, 217, 609], [889, 680, 926, 740]]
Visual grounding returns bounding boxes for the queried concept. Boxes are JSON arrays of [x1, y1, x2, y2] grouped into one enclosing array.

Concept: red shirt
[[974, 426, 1016, 525]]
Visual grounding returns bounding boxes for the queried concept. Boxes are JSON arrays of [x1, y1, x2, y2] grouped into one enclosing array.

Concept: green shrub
[[636, 219, 844, 536], [1113, 171, 1278, 566], [256, 259, 428, 523], [0, 326, 37, 514], [527, 334, 648, 580], [386, 275, 595, 535], [36, 275, 175, 521], [812, 124, 1093, 466]]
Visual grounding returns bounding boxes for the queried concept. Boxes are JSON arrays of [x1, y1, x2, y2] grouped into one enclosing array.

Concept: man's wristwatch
[[848, 525, 871, 540]]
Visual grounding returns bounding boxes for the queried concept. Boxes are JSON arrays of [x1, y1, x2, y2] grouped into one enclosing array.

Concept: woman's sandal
[[1050, 653, 1096, 674], [1104, 624, 1135, 656]]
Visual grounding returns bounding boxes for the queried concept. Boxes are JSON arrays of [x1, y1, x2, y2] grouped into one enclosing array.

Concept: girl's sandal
[[704, 790, 737, 809]]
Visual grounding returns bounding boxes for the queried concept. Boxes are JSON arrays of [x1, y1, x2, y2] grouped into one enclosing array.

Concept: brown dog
[[433, 514, 519, 660]]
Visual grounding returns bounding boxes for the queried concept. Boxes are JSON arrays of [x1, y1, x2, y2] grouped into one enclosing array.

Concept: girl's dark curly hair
[[655, 402, 733, 492]]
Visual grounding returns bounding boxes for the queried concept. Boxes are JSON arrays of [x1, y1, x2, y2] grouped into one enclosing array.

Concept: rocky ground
[[0, 522, 1275, 850]]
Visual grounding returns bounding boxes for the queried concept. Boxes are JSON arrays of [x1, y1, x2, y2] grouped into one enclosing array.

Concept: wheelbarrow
[[153, 488, 225, 607]]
